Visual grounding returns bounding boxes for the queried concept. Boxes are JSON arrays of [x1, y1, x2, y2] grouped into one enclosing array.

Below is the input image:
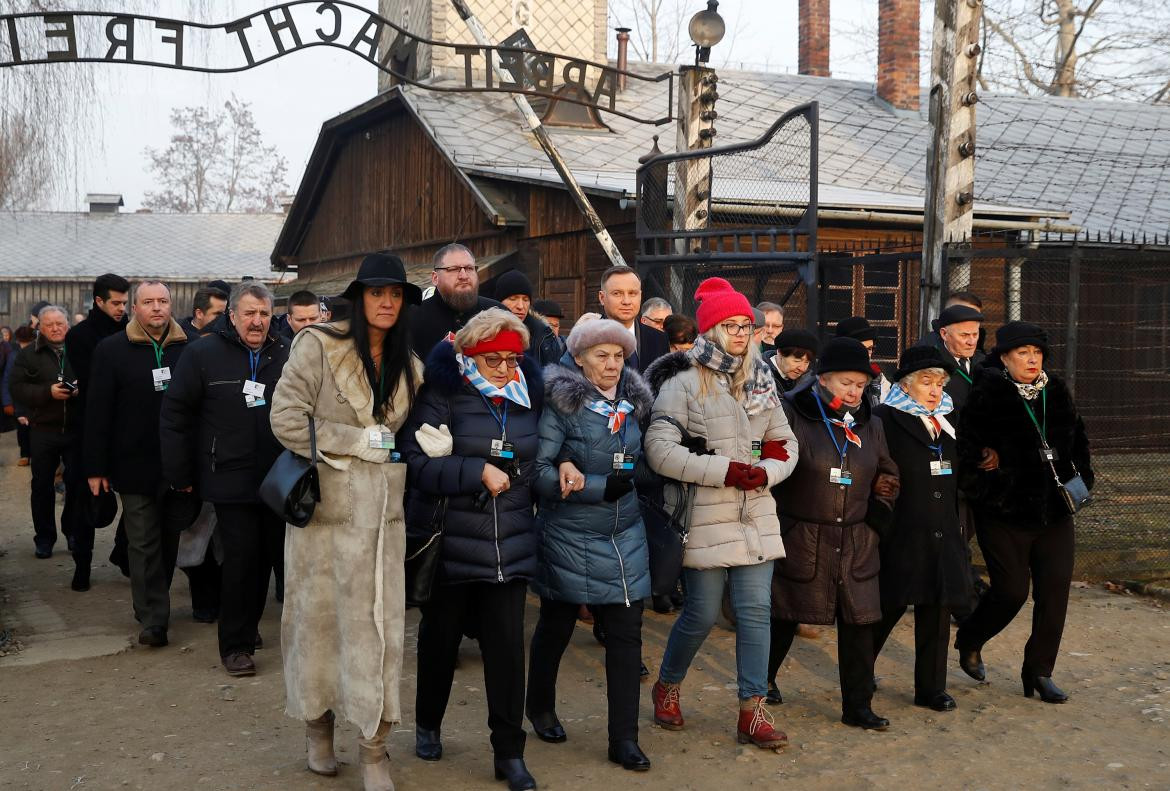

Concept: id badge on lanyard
[[152, 367, 171, 392], [242, 379, 266, 408], [613, 449, 635, 471]]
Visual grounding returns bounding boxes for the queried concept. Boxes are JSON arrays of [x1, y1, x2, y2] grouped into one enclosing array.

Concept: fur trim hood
[[645, 350, 693, 396], [422, 339, 544, 411], [542, 357, 654, 419]]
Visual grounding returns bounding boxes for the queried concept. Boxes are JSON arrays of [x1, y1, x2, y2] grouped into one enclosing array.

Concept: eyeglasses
[[479, 353, 524, 370], [434, 265, 476, 275], [720, 322, 753, 336], [643, 315, 665, 327]]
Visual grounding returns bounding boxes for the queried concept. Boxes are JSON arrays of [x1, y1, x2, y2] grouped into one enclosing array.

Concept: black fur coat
[[957, 365, 1093, 529]]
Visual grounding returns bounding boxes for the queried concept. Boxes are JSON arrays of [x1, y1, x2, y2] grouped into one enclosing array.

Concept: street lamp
[[688, 0, 726, 65]]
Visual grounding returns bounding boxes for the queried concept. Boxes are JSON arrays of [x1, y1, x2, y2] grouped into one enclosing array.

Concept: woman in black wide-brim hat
[[871, 345, 973, 713], [953, 321, 1093, 704]]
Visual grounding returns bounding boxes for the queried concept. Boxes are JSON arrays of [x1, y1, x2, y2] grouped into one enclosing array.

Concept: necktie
[[961, 358, 969, 374], [928, 416, 941, 439]]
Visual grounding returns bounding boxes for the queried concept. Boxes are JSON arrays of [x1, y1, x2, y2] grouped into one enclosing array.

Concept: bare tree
[[610, 0, 688, 64], [143, 96, 288, 213], [0, 109, 47, 210]]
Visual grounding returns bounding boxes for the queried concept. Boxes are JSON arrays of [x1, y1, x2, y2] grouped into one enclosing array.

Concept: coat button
[[934, 531, 943, 538], [835, 517, 842, 523], [839, 485, 846, 490], [758, 555, 764, 561], [834, 547, 840, 553], [933, 492, 942, 499]]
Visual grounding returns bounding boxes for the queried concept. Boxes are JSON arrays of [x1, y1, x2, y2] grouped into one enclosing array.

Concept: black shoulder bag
[[1021, 390, 1091, 515], [639, 414, 706, 596], [259, 415, 320, 527], [405, 497, 446, 607]]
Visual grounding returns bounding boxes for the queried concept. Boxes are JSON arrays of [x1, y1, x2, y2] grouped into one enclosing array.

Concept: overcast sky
[[30, 0, 881, 212]]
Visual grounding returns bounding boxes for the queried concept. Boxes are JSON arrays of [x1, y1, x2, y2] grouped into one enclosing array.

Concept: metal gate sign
[[0, 1, 673, 124]]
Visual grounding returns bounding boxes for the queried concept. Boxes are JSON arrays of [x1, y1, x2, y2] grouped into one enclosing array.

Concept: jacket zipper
[[211, 436, 217, 473], [491, 497, 504, 582], [611, 495, 631, 607]]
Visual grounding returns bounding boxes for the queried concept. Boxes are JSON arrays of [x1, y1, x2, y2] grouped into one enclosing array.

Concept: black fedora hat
[[932, 304, 984, 331], [835, 316, 878, 342], [894, 344, 956, 382], [991, 320, 1049, 358], [816, 337, 874, 376], [341, 253, 422, 305]]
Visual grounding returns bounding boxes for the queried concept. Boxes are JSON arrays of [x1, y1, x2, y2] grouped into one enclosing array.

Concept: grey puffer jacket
[[644, 351, 800, 570], [533, 355, 654, 605]]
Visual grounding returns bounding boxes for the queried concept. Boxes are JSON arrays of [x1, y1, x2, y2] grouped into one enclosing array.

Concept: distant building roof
[[0, 211, 288, 281]]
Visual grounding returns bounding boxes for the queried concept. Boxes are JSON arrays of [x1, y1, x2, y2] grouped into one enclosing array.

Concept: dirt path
[[0, 433, 1167, 791]]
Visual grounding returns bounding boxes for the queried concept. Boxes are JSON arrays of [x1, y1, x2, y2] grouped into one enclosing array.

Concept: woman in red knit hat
[[642, 277, 800, 751]]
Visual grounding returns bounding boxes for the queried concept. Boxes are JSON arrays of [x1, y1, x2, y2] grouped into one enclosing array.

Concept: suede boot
[[358, 720, 395, 791], [306, 710, 337, 776]]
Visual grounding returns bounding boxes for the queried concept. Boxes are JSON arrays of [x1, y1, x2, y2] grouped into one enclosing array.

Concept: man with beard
[[411, 244, 505, 359]]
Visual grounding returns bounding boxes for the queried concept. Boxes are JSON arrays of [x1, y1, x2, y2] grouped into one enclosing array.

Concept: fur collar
[[422, 340, 544, 411], [972, 364, 1073, 412], [644, 350, 693, 396], [543, 359, 654, 419], [126, 317, 188, 348]]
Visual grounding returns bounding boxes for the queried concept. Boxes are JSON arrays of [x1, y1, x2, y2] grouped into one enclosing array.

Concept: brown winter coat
[[771, 381, 897, 625], [269, 323, 422, 739]]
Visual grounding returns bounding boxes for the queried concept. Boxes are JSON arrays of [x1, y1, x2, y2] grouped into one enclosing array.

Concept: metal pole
[[450, 0, 627, 268], [671, 64, 718, 309]]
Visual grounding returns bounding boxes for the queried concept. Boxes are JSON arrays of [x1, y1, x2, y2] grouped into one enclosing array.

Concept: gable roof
[[0, 211, 288, 281]]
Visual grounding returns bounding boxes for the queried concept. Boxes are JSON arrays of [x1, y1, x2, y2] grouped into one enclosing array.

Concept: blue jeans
[[658, 562, 773, 699]]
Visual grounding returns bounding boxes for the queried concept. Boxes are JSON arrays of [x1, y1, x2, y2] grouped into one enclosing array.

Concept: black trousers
[[956, 514, 1075, 677], [182, 549, 222, 615], [17, 422, 31, 458], [770, 614, 876, 711], [528, 597, 643, 743], [416, 580, 528, 758], [29, 428, 85, 554], [872, 603, 950, 697], [214, 503, 284, 657]]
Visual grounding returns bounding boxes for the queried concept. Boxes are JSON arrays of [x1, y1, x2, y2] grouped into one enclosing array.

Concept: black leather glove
[[603, 474, 635, 502]]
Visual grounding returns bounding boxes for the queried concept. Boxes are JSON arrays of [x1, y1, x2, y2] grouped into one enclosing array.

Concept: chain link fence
[[946, 236, 1170, 582]]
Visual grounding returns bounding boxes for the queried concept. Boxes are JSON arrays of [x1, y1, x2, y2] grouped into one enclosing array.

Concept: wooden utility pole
[[671, 64, 719, 304], [921, 0, 983, 330]]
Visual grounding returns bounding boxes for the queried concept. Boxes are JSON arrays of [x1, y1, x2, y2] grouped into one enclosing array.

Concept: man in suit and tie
[[597, 265, 670, 373], [932, 304, 985, 415]]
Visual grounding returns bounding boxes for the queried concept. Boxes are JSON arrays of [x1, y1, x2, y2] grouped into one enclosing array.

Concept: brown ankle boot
[[306, 710, 337, 776], [652, 680, 684, 730], [737, 696, 788, 750], [358, 721, 395, 791]]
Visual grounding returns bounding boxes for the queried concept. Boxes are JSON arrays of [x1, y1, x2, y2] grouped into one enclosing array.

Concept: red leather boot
[[737, 696, 788, 749], [652, 680, 684, 730]]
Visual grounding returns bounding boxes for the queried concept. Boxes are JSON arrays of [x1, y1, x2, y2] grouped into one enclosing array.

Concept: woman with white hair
[[871, 345, 973, 713], [526, 318, 655, 771]]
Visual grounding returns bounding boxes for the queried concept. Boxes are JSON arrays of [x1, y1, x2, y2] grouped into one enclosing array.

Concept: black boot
[[527, 710, 566, 743], [493, 757, 536, 790], [1022, 672, 1068, 703], [766, 681, 783, 705], [956, 644, 986, 681], [608, 739, 651, 771], [415, 726, 442, 761], [841, 707, 889, 730], [71, 552, 92, 592]]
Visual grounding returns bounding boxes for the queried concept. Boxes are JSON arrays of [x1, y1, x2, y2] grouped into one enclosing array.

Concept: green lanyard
[[954, 366, 972, 385], [1020, 389, 1047, 441], [148, 337, 164, 368]]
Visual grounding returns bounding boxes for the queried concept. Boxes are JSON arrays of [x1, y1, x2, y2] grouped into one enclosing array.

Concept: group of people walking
[[7, 248, 1093, 791]]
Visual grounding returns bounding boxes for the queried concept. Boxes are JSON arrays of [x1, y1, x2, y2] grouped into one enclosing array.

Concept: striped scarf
[[882, 383, 957, 439], [687, 335, 781, 417], [585, 398, 635, 434], [456, 353, 531, 408]]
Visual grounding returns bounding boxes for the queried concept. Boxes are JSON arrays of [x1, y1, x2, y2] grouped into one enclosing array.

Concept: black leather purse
[[638, 414, 706, 597], [405, 497, 446, 606], [259, 416, 320, 527]]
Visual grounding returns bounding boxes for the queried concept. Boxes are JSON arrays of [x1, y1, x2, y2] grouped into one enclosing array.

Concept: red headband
[[463, 330, 525, 357]]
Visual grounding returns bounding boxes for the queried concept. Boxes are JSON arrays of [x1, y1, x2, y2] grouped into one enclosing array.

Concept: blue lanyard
[[480, 393, 508, 439], [248, 350, 261, 382], [813, 387, 848, 467], [928, 442, 945, 462]]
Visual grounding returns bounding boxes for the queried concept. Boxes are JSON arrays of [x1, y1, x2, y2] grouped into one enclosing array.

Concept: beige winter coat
[[269, 323, 421, 739], [644, 358, 800, 569]]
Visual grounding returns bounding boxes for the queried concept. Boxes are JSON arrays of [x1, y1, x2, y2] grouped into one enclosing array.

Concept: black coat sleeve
[[83, 339, 118, 479], [865, 417, 900, 538], [956, 378, 996, 501], [11, 347, 52, 408], [159, 346, 204, 491]]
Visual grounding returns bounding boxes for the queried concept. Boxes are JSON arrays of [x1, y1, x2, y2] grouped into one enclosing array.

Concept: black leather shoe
[[841, 707, 890, 730], [528, 711, 566, 743], [651, 594, 673, 613], [957, 647, 986, 681], [914, 691, 957, 711], [138, 626, 168, 647], [192, 608, 218, 624], [608, 739, 651, 771], [415, 726, 442, 761], [34, 546, 51, 559], [494, 757, 537, 790], [1023, 673, 1068, 703], [766, 681, 783, 705]]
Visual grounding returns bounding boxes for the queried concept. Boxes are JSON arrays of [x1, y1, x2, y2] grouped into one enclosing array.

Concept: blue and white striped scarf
[[881, 383, 954, 418], [585, 399, 635, 434], [457, 353, 532, 408]]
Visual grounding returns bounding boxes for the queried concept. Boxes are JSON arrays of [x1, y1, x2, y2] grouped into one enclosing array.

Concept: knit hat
[[835, 316, 878, 342], [934, 304, 984, 329], [774, 328, 819, 356], [894, 344, 956, 382], [533, 299, 564, 318], [494, 270, 533, 301], [463, 329, 526, 357], [693, 278, 754, 334], [816, 337, 874, 377], [991, 321, 1049, 358], [566, 318, 635, 358]]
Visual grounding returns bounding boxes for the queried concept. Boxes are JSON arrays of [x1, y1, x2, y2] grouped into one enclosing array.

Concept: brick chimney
[[798, 0, 830, 77], [877, 0, 920, 111]]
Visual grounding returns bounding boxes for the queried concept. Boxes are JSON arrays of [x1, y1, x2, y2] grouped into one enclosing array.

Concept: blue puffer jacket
[[401, 340, 542, 586], [533, 354, 654, 605]]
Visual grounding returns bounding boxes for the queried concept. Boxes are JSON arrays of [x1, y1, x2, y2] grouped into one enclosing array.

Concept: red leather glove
[[760, 440, 788, 462], [724, 461, 752, 488], [740, 466, 769, 490]]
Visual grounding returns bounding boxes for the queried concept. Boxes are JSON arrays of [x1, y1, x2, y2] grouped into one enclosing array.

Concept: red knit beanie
[[693, 278, 754, 334], [463, 329, 526, 356]]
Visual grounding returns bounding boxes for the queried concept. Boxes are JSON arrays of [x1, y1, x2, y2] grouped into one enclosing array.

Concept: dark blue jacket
[[534, 355, 653, 605], [400, 341, 543, 585]]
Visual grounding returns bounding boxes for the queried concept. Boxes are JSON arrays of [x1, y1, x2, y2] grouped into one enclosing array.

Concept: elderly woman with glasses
[[643, 278, 799, 751], [399, 308, 543, 791], [870, 346, 973, 713]]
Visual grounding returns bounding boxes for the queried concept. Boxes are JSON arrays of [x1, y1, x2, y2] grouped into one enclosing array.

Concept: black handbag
[[1049, 458, 1092, 515], [259, 416, 320, 527], [638, 414, 705, 597], [405, 497, 446, 607]]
